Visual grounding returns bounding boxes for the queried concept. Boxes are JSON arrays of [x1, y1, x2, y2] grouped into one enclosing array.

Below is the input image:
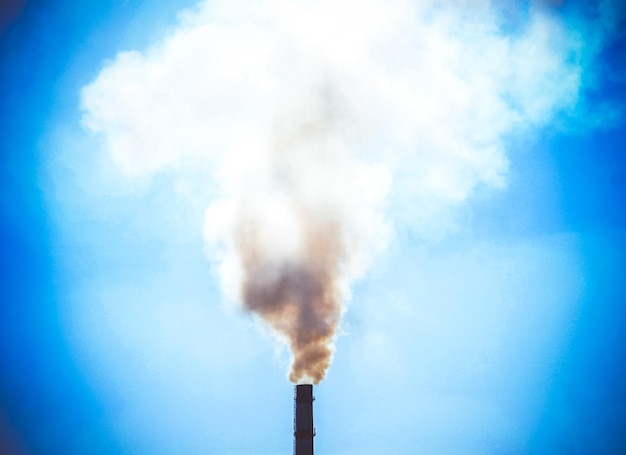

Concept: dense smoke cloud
[[203, 81, 388, 382], [81, 0, 589, 382]]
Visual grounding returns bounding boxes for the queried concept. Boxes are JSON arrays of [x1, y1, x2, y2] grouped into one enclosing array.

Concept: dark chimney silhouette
[[294, 384, 315, 455]]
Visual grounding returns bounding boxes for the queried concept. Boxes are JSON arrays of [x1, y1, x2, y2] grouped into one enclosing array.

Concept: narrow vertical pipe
[[294, 384, 315, 455]]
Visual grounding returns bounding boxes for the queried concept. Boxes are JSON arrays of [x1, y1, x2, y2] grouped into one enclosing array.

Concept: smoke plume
[[238, 217, 343, 383], [204, 82, 389, 383], [81, 0, 589, 383]]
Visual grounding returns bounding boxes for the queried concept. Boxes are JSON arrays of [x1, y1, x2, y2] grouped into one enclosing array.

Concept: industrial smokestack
[[294, 384, 315, 455]]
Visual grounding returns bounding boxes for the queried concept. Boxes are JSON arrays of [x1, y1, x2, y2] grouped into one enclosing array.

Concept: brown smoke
[[237, 213, 343, 384]]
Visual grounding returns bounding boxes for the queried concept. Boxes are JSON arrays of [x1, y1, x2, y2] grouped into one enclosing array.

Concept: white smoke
[[81, 0, 585, 382]]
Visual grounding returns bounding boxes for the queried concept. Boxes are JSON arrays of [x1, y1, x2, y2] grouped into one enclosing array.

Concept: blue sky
[[1, 1, 625, 454]]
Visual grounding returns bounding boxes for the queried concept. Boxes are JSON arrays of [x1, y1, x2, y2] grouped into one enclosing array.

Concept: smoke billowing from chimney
[[207, 85, 390, 383], [239, 212, 344, 383], [81, 0, 589, 383]]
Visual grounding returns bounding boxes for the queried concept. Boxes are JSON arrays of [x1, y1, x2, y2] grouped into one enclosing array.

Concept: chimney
[[294, 384, 315, 455]]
